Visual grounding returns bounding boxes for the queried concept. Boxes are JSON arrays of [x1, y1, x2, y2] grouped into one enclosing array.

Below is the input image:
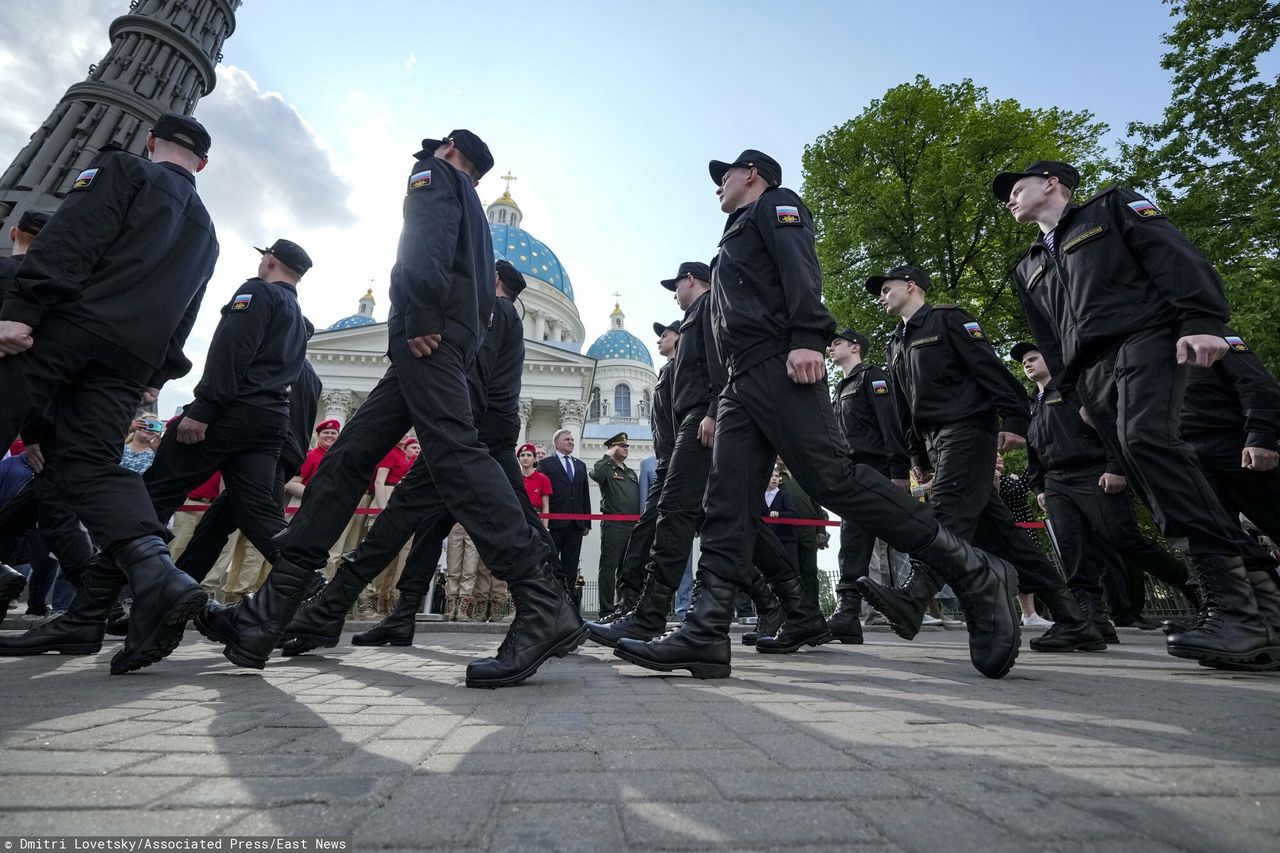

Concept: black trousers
[[614, 461, 664, 601], [924, 421, 1064, 596], [0, 477, 95, 573], [699, 356, 938, 589], [1079, 327, 1253, 557], [548, 527, 584, 596], [274, 340, 546, 584], [837, 457, 892, 593], [174, 457, 297, 583], [0, 323, 162, 557], [145, 406, 289, 561], [1195, 446, 1280, 544]]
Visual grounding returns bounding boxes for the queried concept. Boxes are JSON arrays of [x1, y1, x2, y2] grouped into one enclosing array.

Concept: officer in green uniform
[[591, 432, 640, 618]]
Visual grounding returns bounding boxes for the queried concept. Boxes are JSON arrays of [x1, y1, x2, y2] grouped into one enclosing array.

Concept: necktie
[[563, 455, 573, 481]]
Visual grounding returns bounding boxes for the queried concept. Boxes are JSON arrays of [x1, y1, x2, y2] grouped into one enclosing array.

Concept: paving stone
[[489, 802, 626, 852], [354, 776, 503, 847], [619, 800, 882, 848], [711, 769, 918, 801], [0, 774, 195, 808], [504, 771, 715, 803], [164, 775, 384, 807], [0, 808, 246, 835]]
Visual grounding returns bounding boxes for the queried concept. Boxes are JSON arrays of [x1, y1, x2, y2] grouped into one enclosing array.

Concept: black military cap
[[653, 320, 680, 338], [420, 129, 495, 179], [865, 265, 932, 296], [255, 238, 313, 275], [1009, 342, 1041, 363], [604, 432, 630, 448], [496, 259, 527, 296], [660, 261, 712, 291], [992, 161, 1081, 203], [151, 112, 211, 158], [15, 210, 51, 236], [831, 328, 870, 354], [709, 149, 782, 188]]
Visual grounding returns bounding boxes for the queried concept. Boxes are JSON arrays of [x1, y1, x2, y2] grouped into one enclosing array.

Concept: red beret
[[517, 443, 538, 456], [315, 419, 341, 433]]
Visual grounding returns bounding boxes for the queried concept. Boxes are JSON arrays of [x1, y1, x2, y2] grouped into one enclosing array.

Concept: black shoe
[[465, 562, 587, 689], [1074, 588, 1119, 644], [826, 589, 864, 645], [614, 570, 735, 679], [1029, 588, 1107, 653], [755, 575, 831, 654], [109, 537, 207, 675], [0, 563, 26, 615], [352, 590, 422, 647], [1169, 557, 1280, 669], [278, 562, 369, 656], [195, 556, 322, 670], [0, 562, 123, 656], [1114, 614, 1164, 631], [587, 577, 675, 649], [855, 559, 942, 641], [740, 567, 783, 646]]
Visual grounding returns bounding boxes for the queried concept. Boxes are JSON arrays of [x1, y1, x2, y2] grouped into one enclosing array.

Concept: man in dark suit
[[539, 428, 590, 598]]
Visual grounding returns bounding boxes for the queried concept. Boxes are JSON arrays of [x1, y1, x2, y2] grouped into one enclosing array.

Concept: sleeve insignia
[[71, 168, 99, 191], [409, 169, 432, 191], [871, 379, 889, 395], [1127, 198, 1161, 218], [962, 321, 984, 339], [231, 294, 253, 311], [775, 204, 801, 224], [1226, 335, 1250, 352]]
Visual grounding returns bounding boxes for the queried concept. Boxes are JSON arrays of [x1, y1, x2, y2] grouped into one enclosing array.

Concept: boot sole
[[586, 624, 660, 649], [831, 634, 864, 645], [856, 584, 922, 641], [350, 636, 414, 647], [755, 631, 833, 654], [275, 632, 340, 651], [612, 644, 731, 679], [972, 560, 1023, 680], [464, 624, 589, 689], [0, 642, 101, 656], [109, 589, 207, 675], [1168, 643, 1280, 669], [1029, 639, 1108, 653]]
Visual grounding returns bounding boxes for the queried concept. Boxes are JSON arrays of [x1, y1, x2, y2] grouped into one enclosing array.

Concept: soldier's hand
[[176, 416, 209, 445], [141, 387, 161, 405], [1098, 472, 1128, 493], [408, 334, 443, 358], [996, 432, 1026, 452], [1175, 334, 1229, 368], [911, 467, 933, 487], [0, 320, 34, 356], [22, 443, 45, 474], [1036, 493, 1047, 512], [785, 349, 826, 385], [698, 416, 715, 448], [1242, 446, 1279, 472], [891, 478, 910, 493], [816, 530, 830, 549]]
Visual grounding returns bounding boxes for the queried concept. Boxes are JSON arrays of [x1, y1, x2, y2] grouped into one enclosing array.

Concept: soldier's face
[[1021, 352, 1049, 383], [717, 166, 751, 213], [829, 339, 851, 362], [878, 280, 910, 315], [676, 275, 700, 310], [1006, 176, 1051, 223], [658, 330, 678, 358]]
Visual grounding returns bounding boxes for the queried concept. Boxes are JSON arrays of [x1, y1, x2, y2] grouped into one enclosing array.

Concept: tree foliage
[[802, 77, 1109, 360]]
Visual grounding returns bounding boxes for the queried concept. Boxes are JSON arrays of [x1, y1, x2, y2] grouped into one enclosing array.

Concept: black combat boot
[[587, 575, 675, 648], [741, 569, 784, 646], [195, 556, 323, 670], [0, 563, 124, 656], [278, 561, 369, 656], [110, 536, 208, 675], [353, 590, 423, 647], [1029, 587, 1108, 652], [614, 570, 736, 678], [755, 575, 832, 653], [826, 587, 864, 645], [1075, 588, 1118, 644], [465, 561, 587, 688], [0, 563, 26, 616], [856, 559, 943, 640], [1171, 557, 1280, 670]]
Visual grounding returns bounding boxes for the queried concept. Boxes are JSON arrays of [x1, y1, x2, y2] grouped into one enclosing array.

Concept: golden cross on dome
[[500, 170, 517, 193], [612, 290, 622, 309]]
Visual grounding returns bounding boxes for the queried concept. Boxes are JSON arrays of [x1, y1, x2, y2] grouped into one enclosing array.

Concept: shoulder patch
[[71, 168, 99, 191], [775, 205, 801, 225], [409, 169, 432, 191], [1127, 198, 1161, 218], [870, 379, 889, 395], [1225, 335, 1250, 352], [231, 293, 253, 311], [962, 321, 984, 339]]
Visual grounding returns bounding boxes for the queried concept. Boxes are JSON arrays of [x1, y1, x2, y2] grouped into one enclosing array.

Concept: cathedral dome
[[322, 289, 379, 332], [586, 302, 653, 367], [489, 223, 573, 301]]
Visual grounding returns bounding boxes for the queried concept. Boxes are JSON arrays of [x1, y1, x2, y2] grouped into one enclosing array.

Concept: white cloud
[[404, 53, 418, 72]]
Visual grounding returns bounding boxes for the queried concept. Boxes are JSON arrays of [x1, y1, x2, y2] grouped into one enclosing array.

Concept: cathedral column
[[533, 310, 547, 342], [558, 399, 587, 447], [319, 389, 357, 427], [518, 398, 534, 445]]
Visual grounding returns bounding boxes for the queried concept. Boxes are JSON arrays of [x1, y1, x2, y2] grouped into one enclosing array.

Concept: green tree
[[1121, 0, 1280, 373], [802, 76, 1108, 360]]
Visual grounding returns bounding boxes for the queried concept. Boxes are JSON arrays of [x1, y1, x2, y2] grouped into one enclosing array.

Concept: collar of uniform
[[722, 206, 748, 234], [158, 160, 197, 185], [904, 303, 934, 329], [847, 362, 868, 379]]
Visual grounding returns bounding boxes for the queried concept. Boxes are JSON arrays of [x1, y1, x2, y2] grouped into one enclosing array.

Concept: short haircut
[[552, 428, 573, 443]]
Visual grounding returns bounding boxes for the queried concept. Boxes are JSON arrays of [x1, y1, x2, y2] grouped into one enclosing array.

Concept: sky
[[0, 0, 1186, 417]]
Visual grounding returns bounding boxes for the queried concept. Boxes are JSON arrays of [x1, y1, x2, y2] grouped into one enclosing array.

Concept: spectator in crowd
[[591, 433, 639, 618], [539, 429, 590, 598], [444, 523, 481, 621], [518, 444, 552, 523], [120, 415, 163, 474], [994, 455, 1054, 629]]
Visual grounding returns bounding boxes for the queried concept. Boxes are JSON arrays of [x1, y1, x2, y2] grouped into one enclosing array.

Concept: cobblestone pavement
[[1, 628, 1278, 851]]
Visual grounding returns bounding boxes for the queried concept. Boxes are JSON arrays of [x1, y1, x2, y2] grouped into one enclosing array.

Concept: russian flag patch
[[409, 169, 432, 190], [963, 321, 984, 339], [1127, 198, 1161, 218], [71, 168, 98, 190], [775, 205, 800, 224], [1226, 335, 1250, 352], [231, 294, 253, 311], [871, 379, 889, 395]]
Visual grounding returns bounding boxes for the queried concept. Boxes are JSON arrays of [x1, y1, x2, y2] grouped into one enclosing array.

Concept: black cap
[[496, 259, 527, 297], [653, 320, 680, 338], [1009, 342, 1041, 362], [865, 265, 932, 296], [709, 149, 782, 188], [832, 328, 870, 354], [151, 112, 211, 158], [15, 210, 51, 236], [420, 130, 495, 179], [255, 238, 313, 275], [660, 261, 712, 291], [992, 161, 1081, 203]]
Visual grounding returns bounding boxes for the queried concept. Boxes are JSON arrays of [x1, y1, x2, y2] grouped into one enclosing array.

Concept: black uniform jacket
[[651, 362, 675, 463], [887, 303, 1030, 465], [0, 254, 23, 302], [1024, 381, 1119, 494], [710, 186, 835, 378], [0, 150, 218, 386], [1012, 186, 1230, 392], [1180, 337, 1280, 459], [672, 290, 726, 422], [283, 361, 323, 475], [468, 295, 524, 430], [188, 278, 308, 424], [833, 363, 909, 480], [389, 152, 493, 361]]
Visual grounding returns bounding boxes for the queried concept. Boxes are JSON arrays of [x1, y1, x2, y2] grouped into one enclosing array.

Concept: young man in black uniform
[[591, 259, 821, 654], [826, 327, 909, 644], [0, 113, 218, 675], [998, 160, 1280, 669], [198, 133, 585, 688], [1014, 342, 1193, 637], [860, 267, 1103, 652], [615, 151, 1020, 679]]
